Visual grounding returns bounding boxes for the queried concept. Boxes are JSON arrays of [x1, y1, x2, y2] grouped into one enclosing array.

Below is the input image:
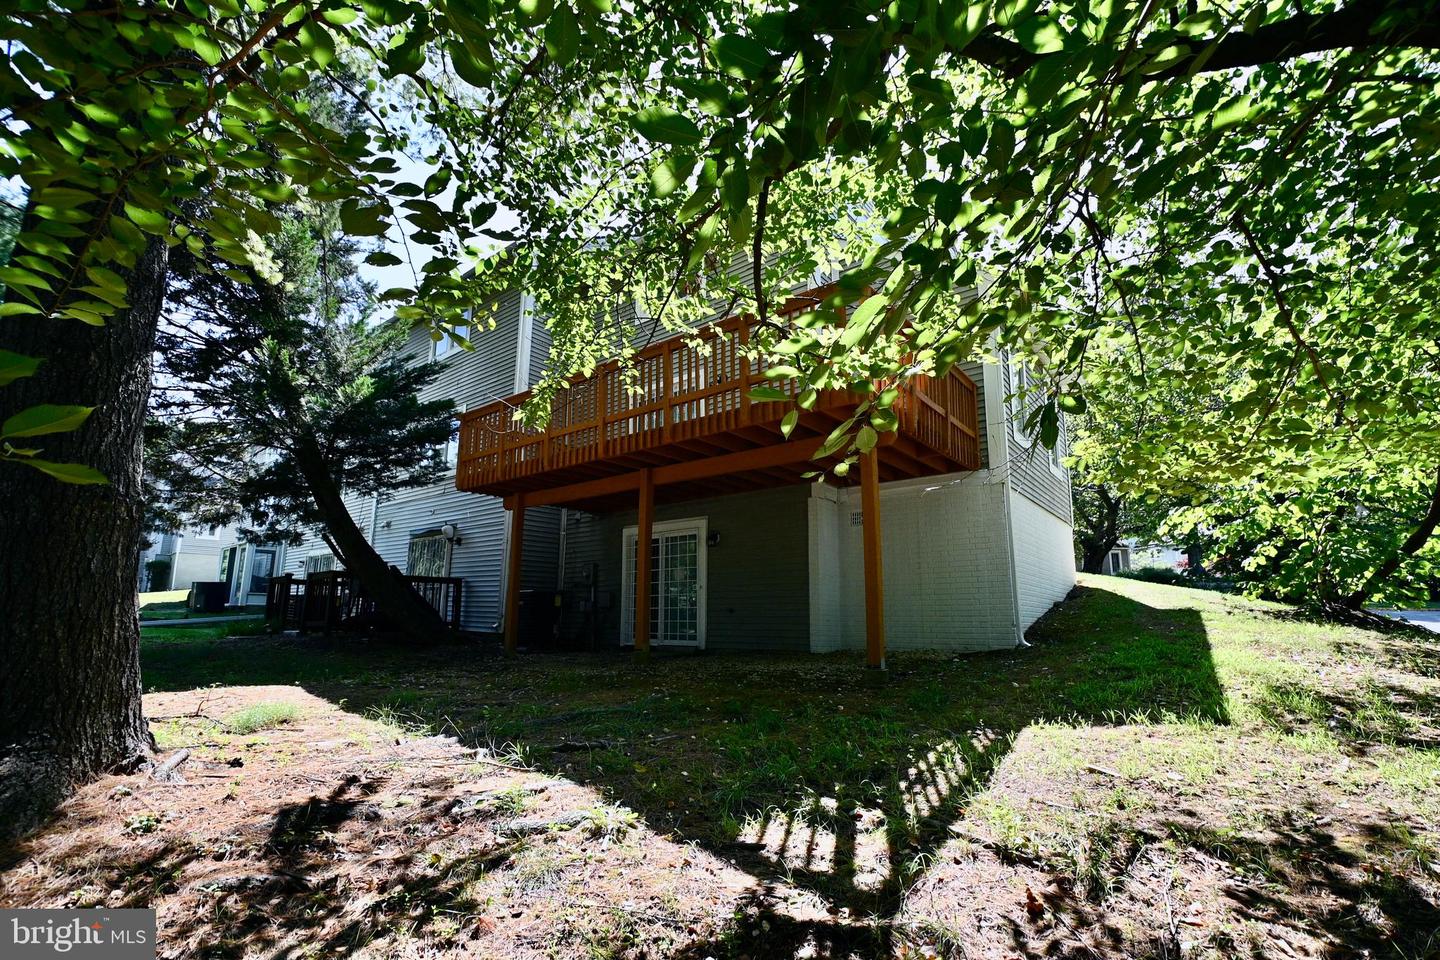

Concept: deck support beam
[[634, 468, 654, 656], [860, 449, 886, 671], [504, 494, 526, 656]]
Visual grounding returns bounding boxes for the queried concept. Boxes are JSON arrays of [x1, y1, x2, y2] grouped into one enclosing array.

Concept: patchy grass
[[7, 576, 1439, 959], [225, 701, 301, 734]]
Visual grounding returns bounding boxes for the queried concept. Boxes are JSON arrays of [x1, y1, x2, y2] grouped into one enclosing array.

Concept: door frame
[[621, 516, 708, 649]]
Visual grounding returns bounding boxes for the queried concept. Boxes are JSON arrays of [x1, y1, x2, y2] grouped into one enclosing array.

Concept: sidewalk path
[[1373, 609, 1440, 634]]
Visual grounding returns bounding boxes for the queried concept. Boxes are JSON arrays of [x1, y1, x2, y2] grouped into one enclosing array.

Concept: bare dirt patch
[[1, 687, 772, 959]]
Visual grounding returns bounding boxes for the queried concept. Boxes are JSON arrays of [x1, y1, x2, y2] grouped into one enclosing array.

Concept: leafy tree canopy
[[4, 0, 1438, 487]]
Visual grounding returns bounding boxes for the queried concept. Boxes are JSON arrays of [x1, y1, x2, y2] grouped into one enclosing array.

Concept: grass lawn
[[7, 575, 1438, 959]]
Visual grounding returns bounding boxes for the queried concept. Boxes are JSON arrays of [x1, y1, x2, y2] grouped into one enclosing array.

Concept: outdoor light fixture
[[441, 523, 462, 545], [707, 530, 721, 547]]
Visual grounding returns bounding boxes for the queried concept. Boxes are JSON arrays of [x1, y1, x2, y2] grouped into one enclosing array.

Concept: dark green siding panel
[[559, 485, 811, 652]]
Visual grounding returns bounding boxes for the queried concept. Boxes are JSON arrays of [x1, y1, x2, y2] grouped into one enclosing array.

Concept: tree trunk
[[0, 238, 168, 845], [1343, 465, 1440, 610], [1077, 486, 1123, 573], [1080, 541, 1114, 574], [291, 436, 450, 641]]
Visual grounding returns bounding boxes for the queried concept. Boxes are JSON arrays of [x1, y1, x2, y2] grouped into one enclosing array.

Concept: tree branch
[[955, 0, 1440, 80]]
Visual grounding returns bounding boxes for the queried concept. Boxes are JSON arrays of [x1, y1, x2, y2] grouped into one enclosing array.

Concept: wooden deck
[[456, 295, 981, 511]]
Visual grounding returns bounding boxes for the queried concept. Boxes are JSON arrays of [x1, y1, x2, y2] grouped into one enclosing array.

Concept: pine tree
[[150, 211, 456, 638]]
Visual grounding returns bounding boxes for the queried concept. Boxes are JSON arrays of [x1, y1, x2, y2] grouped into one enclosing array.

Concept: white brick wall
[[808, 471, 1022, 653], [1010, 488, 1077, 631]]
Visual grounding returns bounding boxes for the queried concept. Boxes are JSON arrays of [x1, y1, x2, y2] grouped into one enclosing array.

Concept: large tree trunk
[[1077, 486, 1123, 573], [291, 436, 450, 641], [1080, 541, 1114, 574], [1343, 464, 1440, 610], [0, 238, 168, 845]]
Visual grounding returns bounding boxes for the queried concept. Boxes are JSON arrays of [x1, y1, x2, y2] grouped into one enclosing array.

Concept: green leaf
[[22, 458, 109, 485], [2, 404, 94, 438], [0, 267, 52, 291], [781, 408, 799, 437], [449, 39, 493, 87], [856, 424, 878, 452], [518, 0, 553, 25], [340, 201, 390, 237], [0, 350, 43, 386], [650, 152, 692, 198], [365, 251, 404, 266], [631, 106, 704, 146], [191, 32, 224, 66], [297, 22, 337, 69], [545, 4, 580, 64], [0, 302, 41, 318], [711, 34, 772, 81], [747, 385, 791, 402], [839, 293, 888, 347], [122, 203, 168, 235]]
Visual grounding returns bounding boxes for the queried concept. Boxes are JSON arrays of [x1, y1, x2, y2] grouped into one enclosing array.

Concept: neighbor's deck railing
[[265, 571, 464, 633], [457, 301, 980, 491]]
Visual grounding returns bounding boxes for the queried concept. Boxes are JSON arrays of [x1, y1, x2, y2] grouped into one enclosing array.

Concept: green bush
[[1116, 566, 1190, 587]]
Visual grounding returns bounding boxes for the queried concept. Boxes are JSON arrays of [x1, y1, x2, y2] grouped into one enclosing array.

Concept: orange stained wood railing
[[456, 299, 981, 497]]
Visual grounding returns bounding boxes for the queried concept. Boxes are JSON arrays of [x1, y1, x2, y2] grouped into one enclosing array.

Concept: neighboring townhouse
[[284, 288, 564, 636], [450, 282, 1077, 662], [141, 523, 286, 607]]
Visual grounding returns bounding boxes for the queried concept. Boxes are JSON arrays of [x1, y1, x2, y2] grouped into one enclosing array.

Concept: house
[[280, 278, 1075, 659], [141, 523, 288, 607], [1095, 542, 1131, 575], [444, 283, 1077, 663]]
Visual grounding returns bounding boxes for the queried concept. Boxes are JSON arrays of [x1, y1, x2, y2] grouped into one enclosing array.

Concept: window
[[407, 531, 451, 577], [219, 545, 237, 583], [439, 417, 461, 468], [1012, 361, 1068, 477], [434, 312, 471, 359], [304, 553, 336, 575], [1011, 363, 1035, 441]]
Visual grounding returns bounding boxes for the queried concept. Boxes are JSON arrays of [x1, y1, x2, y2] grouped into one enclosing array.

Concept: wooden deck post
[[860, 449, 886, 671], [634, 468, 654, 656], [504, 494, 525, 656]]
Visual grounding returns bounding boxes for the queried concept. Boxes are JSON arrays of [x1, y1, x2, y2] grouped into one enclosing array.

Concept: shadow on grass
[[128, 585, 1250, 956]]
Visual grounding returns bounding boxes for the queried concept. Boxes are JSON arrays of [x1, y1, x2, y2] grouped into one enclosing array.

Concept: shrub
[[1116, 566, 1190, 587]]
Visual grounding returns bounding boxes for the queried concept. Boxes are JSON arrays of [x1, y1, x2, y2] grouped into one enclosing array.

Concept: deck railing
[[457, 303, 980, 492], [265, 571, 464, 633]]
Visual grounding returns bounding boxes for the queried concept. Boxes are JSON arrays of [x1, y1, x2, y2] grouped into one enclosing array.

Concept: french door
[[621, 518, 707, 648]]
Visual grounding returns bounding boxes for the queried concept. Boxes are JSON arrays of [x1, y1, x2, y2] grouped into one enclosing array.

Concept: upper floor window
[[1011, 362, 1036, 442], [434, 313, 471, 360], [441, 417, 461, 468], [1012, 361, 1067, 477]]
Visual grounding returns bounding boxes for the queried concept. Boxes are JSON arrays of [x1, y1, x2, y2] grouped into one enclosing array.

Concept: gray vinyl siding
[[997, 355, 1073, 524], [559, 485, 811, 652]]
